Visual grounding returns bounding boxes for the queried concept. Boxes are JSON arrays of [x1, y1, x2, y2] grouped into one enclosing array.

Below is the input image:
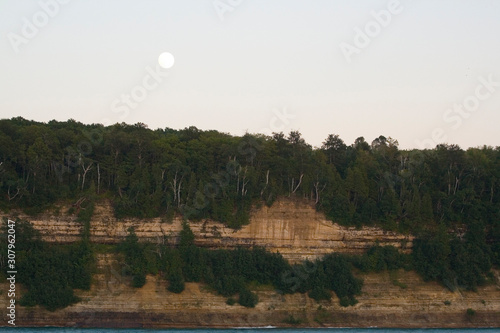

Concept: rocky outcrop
[[1, 198, 499, 328], [3, 198, 412, 262], [1, 253, 499, 328]]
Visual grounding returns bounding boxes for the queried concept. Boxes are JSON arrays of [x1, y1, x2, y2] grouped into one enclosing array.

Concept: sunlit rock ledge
[[2, 197, 412, 263]]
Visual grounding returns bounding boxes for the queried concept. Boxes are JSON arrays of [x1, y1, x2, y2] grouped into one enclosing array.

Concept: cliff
[[4, 197, 412, 263], [1, 253, 499, 328], [2, 197, 499, 328]]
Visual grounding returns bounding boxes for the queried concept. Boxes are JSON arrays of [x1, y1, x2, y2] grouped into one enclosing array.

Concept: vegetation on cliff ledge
[[117, 223, 363, 307], [0, 216, 495, 311], [0, 219, 94, 311]]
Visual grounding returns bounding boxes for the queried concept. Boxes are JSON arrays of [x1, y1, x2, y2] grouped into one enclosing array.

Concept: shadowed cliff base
[[1, 257, 499, 328]]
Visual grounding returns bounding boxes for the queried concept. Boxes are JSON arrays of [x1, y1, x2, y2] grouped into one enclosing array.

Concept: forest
[[0, 117, 499, 310]]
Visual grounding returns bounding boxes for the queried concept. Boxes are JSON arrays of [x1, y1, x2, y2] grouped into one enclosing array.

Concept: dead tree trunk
[[97, 163, 101, 194], [81, 162, 93, 191], [292, 173, 304, 194], [313, 181, 327, 204], [241, 166, 249, 196]]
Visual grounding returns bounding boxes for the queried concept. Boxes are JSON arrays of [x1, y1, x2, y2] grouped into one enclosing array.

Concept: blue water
[[0, 329, 499, 333]]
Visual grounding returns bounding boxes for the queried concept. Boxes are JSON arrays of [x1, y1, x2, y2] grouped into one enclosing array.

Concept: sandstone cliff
[[2, 197, 499, 328], [1, 253, 498, 328], [4, 197, 412, 263]]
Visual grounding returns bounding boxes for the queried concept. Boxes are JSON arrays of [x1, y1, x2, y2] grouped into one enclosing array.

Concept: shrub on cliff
[[322, 254, 363, 302], [308, 286, 332, 302], [351, 245, 411, 272], [168, 270, 185, 293], [413, 224, 493, 291], [132, 274, 146, 288], [238, 287, 258, 308], [118, 227, 149, 288]]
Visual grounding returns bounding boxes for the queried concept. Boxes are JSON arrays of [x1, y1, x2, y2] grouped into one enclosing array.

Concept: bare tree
[[313, 181, 327, 204], [171, 171, 184, 208], [241, 166, 250, 196], [290, 173, 304, 195], [260, 169, 270, 197], [97, 163, 101, 194], [73, 197, 87, 215], [81, 160, 93, 191], [7, 186, 22, 201]]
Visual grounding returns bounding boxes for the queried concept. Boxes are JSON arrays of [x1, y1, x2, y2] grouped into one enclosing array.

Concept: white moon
[[158, 52, 175, 69]]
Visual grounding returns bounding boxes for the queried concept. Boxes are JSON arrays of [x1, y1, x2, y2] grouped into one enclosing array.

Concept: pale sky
[[1, 0, 499, 149]]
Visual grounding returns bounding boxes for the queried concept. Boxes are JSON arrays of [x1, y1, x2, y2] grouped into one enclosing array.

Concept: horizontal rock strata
[[2, 198, 412, 263], [1, 253, 498, 328]]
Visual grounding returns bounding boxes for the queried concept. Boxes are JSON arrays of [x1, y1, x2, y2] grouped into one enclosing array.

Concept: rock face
[[3, 197, 412, 263], [1, 253, 499, 328], [1, 197, 499, 328]]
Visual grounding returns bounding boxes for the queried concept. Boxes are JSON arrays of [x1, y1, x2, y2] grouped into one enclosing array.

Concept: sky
[[1, 0, 499, 149]]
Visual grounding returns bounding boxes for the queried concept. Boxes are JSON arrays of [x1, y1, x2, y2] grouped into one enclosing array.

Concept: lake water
[[0, 329, 499, 333]]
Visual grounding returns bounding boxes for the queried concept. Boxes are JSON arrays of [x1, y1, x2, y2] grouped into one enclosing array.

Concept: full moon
[[158, 52, 175, 69]]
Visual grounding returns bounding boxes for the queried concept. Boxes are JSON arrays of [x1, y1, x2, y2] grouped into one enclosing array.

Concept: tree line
[[1, 117, 498, 232]]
